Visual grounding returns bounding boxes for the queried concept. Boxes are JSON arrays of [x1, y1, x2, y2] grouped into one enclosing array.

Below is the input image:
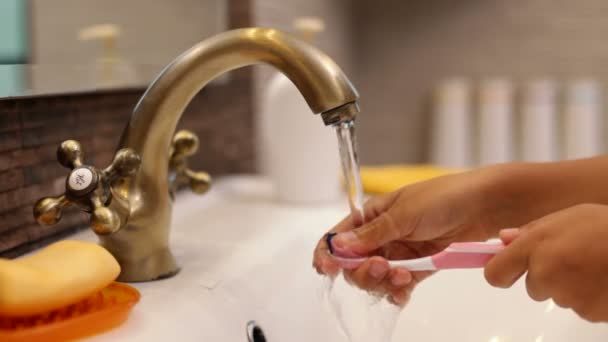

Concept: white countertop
[[63, 176, 607, 341]]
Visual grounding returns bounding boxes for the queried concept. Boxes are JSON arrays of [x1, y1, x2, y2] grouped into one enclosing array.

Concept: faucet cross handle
[[34, 140, 141, 235], [169, 130, 211, 196]]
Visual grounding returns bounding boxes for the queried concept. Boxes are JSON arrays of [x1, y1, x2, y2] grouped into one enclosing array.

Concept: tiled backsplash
[[0, 69, 253, 257], [0, 0, 253, 257]]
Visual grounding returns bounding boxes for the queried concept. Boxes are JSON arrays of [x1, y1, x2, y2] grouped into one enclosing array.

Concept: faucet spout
[[102, 28, 359, 281]]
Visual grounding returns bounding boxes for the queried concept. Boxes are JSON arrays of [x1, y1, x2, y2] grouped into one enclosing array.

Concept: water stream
[[335, 120, 365, 227], [320, 119, 402, 342]]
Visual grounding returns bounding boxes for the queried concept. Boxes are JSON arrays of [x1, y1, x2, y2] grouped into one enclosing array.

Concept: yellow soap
[[361, 164, 460, 194], [0, 240, 120, 317]]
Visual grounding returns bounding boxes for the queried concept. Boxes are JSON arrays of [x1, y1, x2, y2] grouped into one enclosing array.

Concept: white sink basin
[[65, 176, 607, 341]]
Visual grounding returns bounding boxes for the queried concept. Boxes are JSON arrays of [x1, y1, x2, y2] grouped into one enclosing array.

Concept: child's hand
[[313, 168, 508, 305], [486, 204, 608, 323]]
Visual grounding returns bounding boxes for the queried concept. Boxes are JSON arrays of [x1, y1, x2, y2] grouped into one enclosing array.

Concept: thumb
[[331, 212, 402, 257], [484, 227, 532, 288]]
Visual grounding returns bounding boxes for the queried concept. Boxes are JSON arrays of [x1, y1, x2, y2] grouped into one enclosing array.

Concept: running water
[[320, 119, 402, 342], [335, 120, 365, 227]]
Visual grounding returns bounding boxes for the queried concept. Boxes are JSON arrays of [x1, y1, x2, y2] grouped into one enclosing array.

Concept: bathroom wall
[[31, 0, 226, 66], [29, 0, 227, 91], [0, 0, 254, 257], [253, 0, 354, 74], [252, 0, 355, 171], [352, 0, 608, 164]]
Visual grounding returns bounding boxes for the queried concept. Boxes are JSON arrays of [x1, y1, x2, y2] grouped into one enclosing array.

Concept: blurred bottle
[[430, 78, 472, 168], [521, 79, 558, 162], [258, 17, 342, 203], [478, 78, 514, 165], [78, 24, 137, 88], [563, 79, 603, 159]]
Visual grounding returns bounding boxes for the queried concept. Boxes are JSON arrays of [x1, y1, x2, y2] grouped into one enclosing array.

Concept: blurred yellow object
[[0, 240, 120, 317], [360, 164, 460, 194]]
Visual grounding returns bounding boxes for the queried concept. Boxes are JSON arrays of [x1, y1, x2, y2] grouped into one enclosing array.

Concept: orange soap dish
[[0, 282, 140, 342]]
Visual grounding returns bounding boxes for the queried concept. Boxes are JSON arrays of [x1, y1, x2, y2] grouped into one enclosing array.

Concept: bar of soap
[[0, 240, 120, 316]]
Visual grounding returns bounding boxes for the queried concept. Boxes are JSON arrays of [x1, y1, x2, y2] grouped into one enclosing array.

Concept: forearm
[[483, 156, 608, 229]]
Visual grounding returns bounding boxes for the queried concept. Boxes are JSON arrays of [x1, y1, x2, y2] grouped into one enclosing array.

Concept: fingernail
[[499, 228, 521, 243], [500, 228, 520, 235], [332, 232, 361, 258], [333, 232, 357, 248], [369, 262, 387, 279], [391, 272, 412, 286], [325, 233, 337, 254]]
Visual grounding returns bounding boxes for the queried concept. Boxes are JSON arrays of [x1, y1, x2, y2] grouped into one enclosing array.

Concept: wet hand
[[313, 169, 503, 305], [485, 203, 608, 323]]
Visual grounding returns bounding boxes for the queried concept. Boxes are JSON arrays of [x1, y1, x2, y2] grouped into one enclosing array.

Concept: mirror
[[0, 0, 228, 98]]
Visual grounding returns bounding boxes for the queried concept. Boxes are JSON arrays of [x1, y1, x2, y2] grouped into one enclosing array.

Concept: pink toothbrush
[[326, 234, 505, 271]]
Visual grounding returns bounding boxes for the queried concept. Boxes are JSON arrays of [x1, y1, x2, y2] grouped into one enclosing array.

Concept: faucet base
[[112, 247, 180, 282]]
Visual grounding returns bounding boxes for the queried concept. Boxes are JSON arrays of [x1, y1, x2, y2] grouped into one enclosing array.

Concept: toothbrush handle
[[432, 241, 505, 269], [387, 241, 505, 271], [431, 250, 496, 269]]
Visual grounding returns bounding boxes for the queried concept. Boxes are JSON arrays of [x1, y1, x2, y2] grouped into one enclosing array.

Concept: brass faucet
[[33, 28, 359, 282]]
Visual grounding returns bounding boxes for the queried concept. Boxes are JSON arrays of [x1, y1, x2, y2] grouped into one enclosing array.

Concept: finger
[[485, 228, 534, 288], [362, 191, 401, 223], [499, 228, 521, 245], [524, 244, 557, 302], [313, 214, 362, 275], [384, 268, 414, 301], [343, 257, 390, 291], [328, 191, 404, 257], [525, 271, 551, 302], [331, 211, 402, 257], [388, 268, 413, 289], [389, 287, 412, 306], [410, 270, 434, 285], [314, 255, 341, 276], [313, 248, 342, 276], [314, 240, 339, 275], [550, 282, 578, 310], [552, 296, 572, 309], [313, 242, 332, 274]]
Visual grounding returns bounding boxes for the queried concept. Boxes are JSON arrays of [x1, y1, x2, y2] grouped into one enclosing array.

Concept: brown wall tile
[[0, 169, 24, 192], [0, 145, 57, 172], [0, 111, 20, 132], [21, 123, 94, 148], [20, 109, 79, 129], [0, 131, 21, 152], [0, 206, 35, 234], [0, 1, 254, 257], [22, 161, 65, 186], [0, 177, 64, 214], [0, 209, 86, 253]]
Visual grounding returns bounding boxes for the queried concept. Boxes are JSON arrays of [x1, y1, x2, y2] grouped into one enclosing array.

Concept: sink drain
[[246, 321, 267, 342]]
